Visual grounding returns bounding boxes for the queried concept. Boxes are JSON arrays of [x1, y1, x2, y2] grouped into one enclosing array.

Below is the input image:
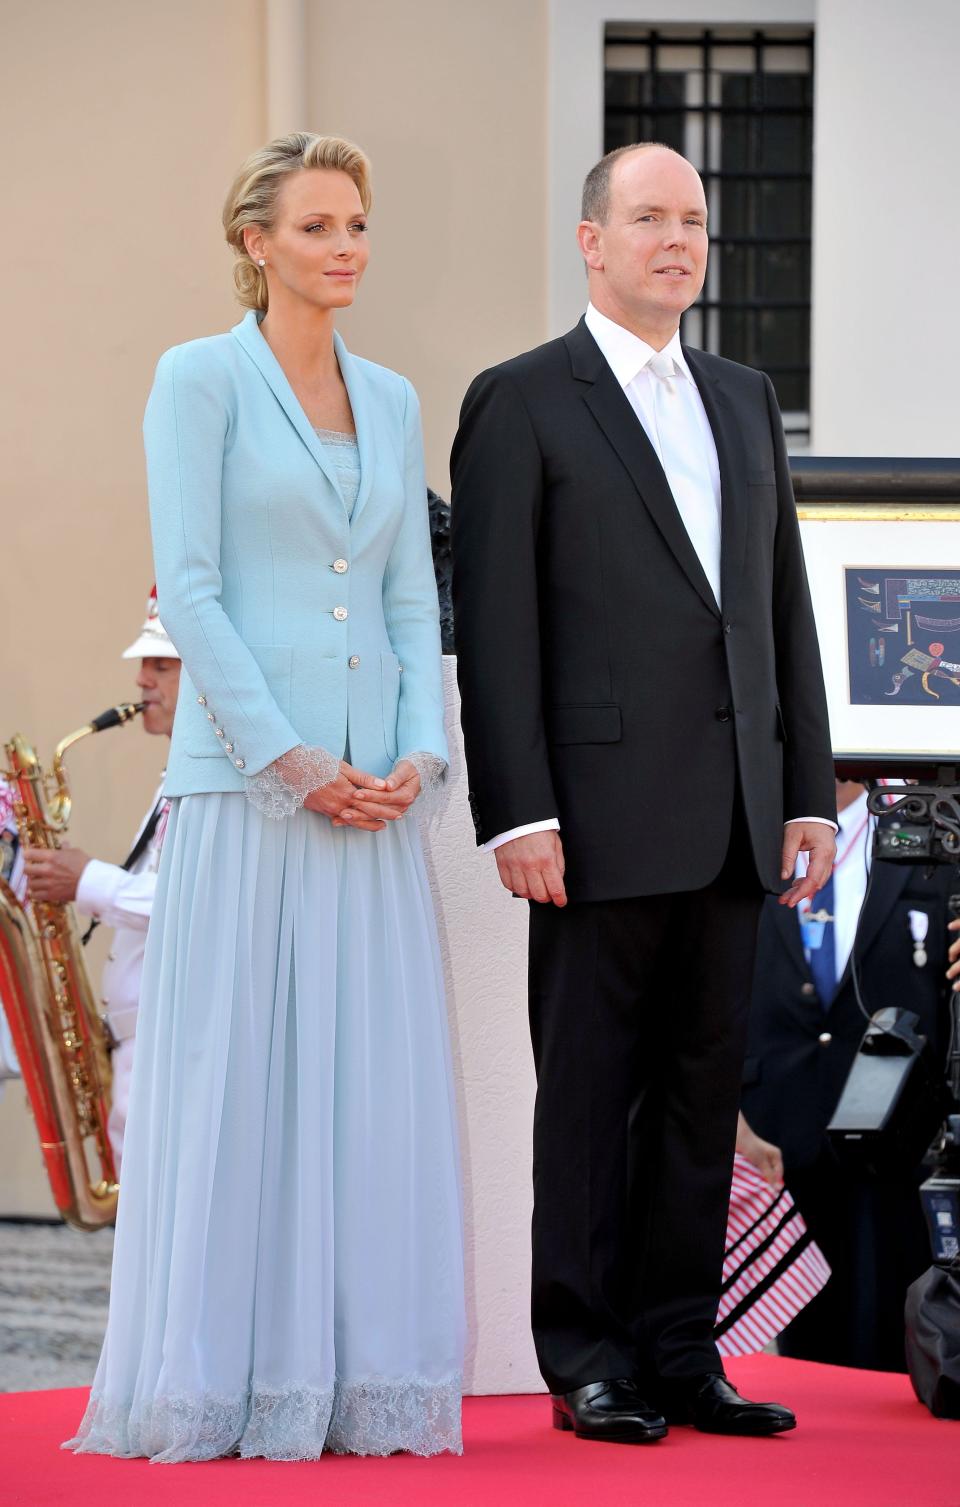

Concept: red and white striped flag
[[715, 1154, 831, 1357]]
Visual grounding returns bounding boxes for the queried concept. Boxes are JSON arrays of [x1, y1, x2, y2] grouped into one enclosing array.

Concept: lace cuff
[[396, 751, 446, 792], [245, 745, 340, 819], [394, 751, 448, 822]]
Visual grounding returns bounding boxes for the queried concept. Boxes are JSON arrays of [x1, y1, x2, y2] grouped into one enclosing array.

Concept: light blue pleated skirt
[[64, 794, 464, 1461]]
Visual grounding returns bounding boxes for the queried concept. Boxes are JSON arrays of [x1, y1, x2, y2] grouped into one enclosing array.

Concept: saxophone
[[0, 703, 143, 1230]]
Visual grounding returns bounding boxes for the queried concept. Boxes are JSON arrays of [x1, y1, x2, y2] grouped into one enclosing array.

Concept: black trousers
[[528, 821, 764, 1395]]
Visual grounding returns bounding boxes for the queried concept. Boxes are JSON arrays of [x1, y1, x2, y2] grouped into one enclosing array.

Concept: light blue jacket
[[144, 310, 448, 797]]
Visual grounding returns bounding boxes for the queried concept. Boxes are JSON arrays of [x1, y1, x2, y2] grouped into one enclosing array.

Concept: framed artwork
[[797, 501, 960, 772]]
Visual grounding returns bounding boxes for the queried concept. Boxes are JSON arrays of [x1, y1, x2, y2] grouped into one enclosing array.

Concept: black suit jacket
[[742, 855, 955, 1173], [450, 318, 836, 903]]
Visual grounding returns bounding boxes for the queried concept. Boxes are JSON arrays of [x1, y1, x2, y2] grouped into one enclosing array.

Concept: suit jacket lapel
[[833, 858, 911, 1003], [231, 311, 344, 504], [566, 320, 720, 619], [334, 331, 377, 525], [683, 345, 747, 613]]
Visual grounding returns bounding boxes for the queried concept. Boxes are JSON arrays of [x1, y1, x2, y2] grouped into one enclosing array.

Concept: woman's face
[[252, 167, 369, 310]]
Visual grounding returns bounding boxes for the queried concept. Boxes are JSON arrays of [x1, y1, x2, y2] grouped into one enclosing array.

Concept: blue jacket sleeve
[[382, 379, 449, 765], [144, 345, 302, 776]]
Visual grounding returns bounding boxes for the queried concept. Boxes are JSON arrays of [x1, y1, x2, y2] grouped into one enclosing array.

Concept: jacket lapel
[[566, 320, 720, 619], [683, 346, 747, 613], [231, 311, 345, 504], [333, 331, 377, 525], [832, 857, 912, 1004]]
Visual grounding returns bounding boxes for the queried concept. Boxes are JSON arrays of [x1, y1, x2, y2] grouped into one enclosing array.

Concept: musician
[[22, 590, 180, 1169]]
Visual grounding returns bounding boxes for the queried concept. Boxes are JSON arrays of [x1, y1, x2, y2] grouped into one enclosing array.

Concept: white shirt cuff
[[483, 818, 561, 853], [75, 860, 155, 930], [785, 816, 839, 832]]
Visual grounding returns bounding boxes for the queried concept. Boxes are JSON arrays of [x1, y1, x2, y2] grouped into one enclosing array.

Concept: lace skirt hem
[[62, 1374, 463, 1462]]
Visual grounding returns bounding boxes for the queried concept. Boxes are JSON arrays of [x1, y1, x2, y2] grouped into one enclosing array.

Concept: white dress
[[64, 435, 464, 1462]]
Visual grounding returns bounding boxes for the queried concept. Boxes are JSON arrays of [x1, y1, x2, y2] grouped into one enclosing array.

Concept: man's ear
[[577, 219, 604, 272]]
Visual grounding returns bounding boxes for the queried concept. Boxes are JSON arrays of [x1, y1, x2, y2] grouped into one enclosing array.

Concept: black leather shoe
[[665, 1374, 796, 1435], [551, 1379, 668, 1443]]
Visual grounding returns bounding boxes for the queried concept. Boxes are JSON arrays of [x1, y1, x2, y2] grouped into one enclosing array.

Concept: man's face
[[581, 148, 708, 335], [136, 658, 181, 738]]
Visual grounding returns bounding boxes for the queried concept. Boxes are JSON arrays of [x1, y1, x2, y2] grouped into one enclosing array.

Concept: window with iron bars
[[605, 25, 814, 446]]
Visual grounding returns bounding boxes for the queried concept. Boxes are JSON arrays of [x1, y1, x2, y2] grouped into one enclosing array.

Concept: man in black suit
[[451, 143, 838, 1443], [743, 779, 956, 1371]]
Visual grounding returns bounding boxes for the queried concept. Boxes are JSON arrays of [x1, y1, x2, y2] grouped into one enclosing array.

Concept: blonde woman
[[64, 134, 464, 1461]]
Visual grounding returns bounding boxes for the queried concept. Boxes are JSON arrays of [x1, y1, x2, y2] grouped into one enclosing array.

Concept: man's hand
[[778, 822, 836, 908], [23, 843, 90, 904], [494, 831, 567, 907], [947, 917, 960, 987], [736, 1111, 784, 1187]]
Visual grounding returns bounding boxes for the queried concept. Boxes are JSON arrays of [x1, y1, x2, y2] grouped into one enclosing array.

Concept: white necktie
[[648, 348, 678, 395], [645, 352, 722, 606]]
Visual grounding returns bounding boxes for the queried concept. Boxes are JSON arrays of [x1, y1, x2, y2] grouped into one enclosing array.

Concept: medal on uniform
[[908, 908, 929, 968], [800, 906, 833, 951]]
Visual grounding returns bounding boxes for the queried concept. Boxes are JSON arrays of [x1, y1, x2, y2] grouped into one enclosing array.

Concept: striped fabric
[[715, 1154, 831, 1357]]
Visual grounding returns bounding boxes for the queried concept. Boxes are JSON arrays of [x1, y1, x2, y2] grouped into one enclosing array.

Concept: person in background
[[22, 589, 179, 1170], [742, 778, 955, 1370], [712, 1112, 831, 1359], [0, 778, 27, 1090]]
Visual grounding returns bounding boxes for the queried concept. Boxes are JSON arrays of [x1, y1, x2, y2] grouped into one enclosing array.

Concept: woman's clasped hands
[[304, 759, 422, 831]]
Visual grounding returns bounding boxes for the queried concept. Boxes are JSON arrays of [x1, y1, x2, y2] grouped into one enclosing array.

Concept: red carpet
[[1, 1356, 955, 1507]]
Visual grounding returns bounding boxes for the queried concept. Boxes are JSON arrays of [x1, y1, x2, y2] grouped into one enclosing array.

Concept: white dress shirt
[[485, 305, 835, 852], [797, 789, 870, 983]]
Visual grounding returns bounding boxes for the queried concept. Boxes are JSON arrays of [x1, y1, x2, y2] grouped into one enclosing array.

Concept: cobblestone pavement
[[0, 1219, 113, 1391]]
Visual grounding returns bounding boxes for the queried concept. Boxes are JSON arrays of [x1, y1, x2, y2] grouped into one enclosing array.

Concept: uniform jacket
[[75, 785, 166, 1042], [145, 309, 447, 797], [742, 852, 955, 1172], [450, 318, 836, 902]]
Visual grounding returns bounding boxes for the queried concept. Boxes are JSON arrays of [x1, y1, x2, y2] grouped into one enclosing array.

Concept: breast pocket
[[381, 650, 401, 760]]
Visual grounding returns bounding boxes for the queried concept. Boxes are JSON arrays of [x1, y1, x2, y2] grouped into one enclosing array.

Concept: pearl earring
[[257, 258, 266, 267]]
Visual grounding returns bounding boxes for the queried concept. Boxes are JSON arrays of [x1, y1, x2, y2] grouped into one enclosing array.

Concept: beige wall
[[810, 0, 960, 454], [1, 0, 265, 1207], [304, 0, 548, 493]]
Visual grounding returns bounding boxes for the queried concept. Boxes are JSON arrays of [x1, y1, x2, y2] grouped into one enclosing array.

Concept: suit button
[[818, 1032, 832, 1045], [235, 758, 246, 770], [197, 695, 207, 707], [724, 621, 732, 635], [715, 706, 732, 722], [215, 728, 225, 739], [333, 606, 348, 622], [801, 982, 816, 997], [348, 655, 360, 669], [225, 742, 234, 753], [207, 712, 216, 723], [333, 559, 349, 574]]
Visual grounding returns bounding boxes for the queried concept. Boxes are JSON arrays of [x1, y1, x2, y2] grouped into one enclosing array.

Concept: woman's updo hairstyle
[[223, 132, 372, 312]]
